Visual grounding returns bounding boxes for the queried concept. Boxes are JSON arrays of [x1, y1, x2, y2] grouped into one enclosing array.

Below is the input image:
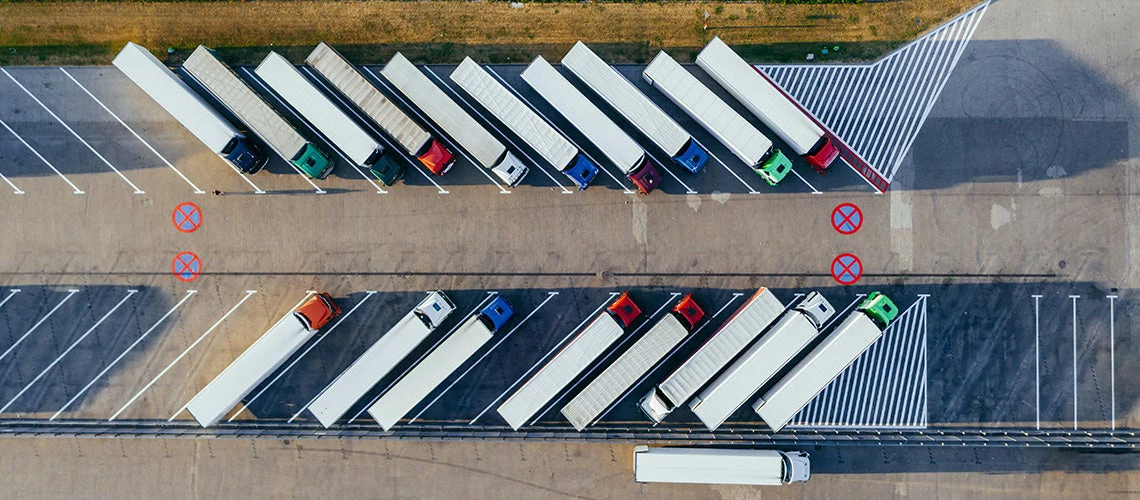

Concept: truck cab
[[672, 140, 710, 174], [793, 292, 835, 329], [493, 152, 530, 187], [414, 291, 457, 329], [369, 153, 407, 186], [859, 292, 898, 329], [417, 139, 456, 175], [671, 294, 706, 331], [607, 292, 642, 330], [755, 147, 794, 186], [780, 451, 811, 483], [628, 158, 664, 194], [293, 292, 342, 331], [564, 154, 600, 190], [292, 143, 335, 179], [222, 136, 269, 174], [638, 389, 673, 423], [478, 296, 515, 332], [804, 135, 839, 174]]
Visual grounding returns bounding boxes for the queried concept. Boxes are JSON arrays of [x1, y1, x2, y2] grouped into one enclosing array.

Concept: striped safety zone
[[756, 1, 990, 192], [787, 295, 929, 429]]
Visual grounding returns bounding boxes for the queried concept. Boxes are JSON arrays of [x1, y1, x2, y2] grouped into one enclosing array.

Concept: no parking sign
[[831, 203, 862, 235], [831, 253, 862, 285]]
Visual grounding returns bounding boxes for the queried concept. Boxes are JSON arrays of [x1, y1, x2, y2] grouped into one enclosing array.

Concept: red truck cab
[[418, 139, 456, 175], [671, 294, 706, 331], [294, 292, 342, 331], [607, 292, 642, 330], [628, 158, 664, 194], [804, 136, 839, 174]]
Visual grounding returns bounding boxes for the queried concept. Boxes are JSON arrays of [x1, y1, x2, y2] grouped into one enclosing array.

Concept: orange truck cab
[[294, 292, 342, 331]]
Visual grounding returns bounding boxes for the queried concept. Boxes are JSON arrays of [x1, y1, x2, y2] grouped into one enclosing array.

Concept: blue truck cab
[[671, 139, 709, 174], [223, 135, 269, 174], [479, 296, 515, 332], [563, 154, 600, 190]]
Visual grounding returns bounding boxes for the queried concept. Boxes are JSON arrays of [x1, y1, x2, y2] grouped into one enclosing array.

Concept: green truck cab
[[859, 292, 899, 330], [368, 154, 407, 186], [292, 143, 335, 179], [754, 147, 794, 186]]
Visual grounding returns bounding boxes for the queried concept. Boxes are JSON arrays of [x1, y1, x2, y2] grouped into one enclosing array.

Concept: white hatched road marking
[[59, 68, 205, 194], [236, 68, 327, 194], [755, 1, 990, 190], [1, 68, 145, 194]]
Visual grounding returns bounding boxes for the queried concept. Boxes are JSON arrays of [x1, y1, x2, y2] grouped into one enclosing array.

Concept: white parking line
[[469, 292, 619, 425], [787, 166, 822, 194], [0, 117, 82, 194], [1, 68, 145, 194], [421, 68, 515, 194], [237, 68, 327, 194], [59, 68, 205, 194], [1032, 294, 1041, 430], [1107, 295, 1116, 430], [527, 292, 678, 427], [230, 291, 376, 423], [0, 162, 22, 194], [295, 67, 389, 194], [0, 289, 21, 310], [51, 290, 196, 420], [409, 291, 558, 424], [485, 67, 635, 194], [1070, 294, 1079, 430], [0, 289, 136, 413], [821, 294, 867, 332], [642, 150, 696, 194], [0, 289, 79, 365], [109, 290, 256, 421], [695, 138, 760, 194], [347, 292, 498, 424]]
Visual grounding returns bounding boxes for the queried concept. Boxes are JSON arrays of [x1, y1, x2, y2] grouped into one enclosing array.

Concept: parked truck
[[560, 294, 705, 431], [185, 293, 341, 427], [253, 51, 404, 185], [379, 53, 528, 186], [497, 292, 642, 430], [305, 43, 454, 177], [560, 42, 709, 175], [642, 51, 794, 186], [639, 288, 784, 423], [308, 291, 456, 428], [182, 46, 335, 179], [448, 57, 599, 190], [689, 292, 834, 431], [753, 292, 899, 432], [696, 37, 839, 173], [367, 297, 514, 431], [520, 56, 664, 194], [112, 42, 267, 174], [634, 446, 810, 486]]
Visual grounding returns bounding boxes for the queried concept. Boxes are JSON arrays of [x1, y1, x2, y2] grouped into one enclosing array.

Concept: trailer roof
[[635, 447, 786, 486]]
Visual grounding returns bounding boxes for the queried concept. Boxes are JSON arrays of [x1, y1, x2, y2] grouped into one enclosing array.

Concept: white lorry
[[560, 294, 705, 431], [753, 292, 899, 432], [634, 446, 810, 486], [560, 42, 709, 175], [181, 45, 335, 180], [447, 57, 600, 190], [307, 291, 456, 428], [641, 50, 794, 186], [497, 292, 641, 430], [379, 52, 528, 186], [367, 296, 514, 431], [185, 293, 340, 427], [689, 292, 835, 431], [254, 52, 402, 183], [520, 56, 664, 194], [304, 42, 455, 179], [638, 288, 784, 423], [112, 42, 267, 174], [696, 37, 839, 174]]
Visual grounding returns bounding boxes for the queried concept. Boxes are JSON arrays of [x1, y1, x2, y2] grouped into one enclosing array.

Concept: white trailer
[[308, 291, 456, 428], [448, 57, 599, 190], [497, 293, 640, 430], [639, 288, 784, 423], [641, 51, 794, 186], [520, 56, 663, 194], [634, 446, 810, 485], [367, 297, 513, 431], [379, 52, 528, 186], [304, 43, 455, 176], [112, 42, 267, 173], [560, 42, 709, 174], [182, 45, 334, 179], [254, 51, 385, 168], [560, 294, 704, 431], [696, 37, 839, 173], [689, 292, 834, 431], [752, 293, 898, 432]]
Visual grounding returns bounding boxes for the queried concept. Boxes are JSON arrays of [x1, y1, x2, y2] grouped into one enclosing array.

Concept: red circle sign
[[173, 202, 202, 233], [831, 253, 862, 285], [831, 203, 862, 235], [172, 252, 202, 282]]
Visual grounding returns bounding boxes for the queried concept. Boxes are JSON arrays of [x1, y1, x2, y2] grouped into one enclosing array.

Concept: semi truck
[[560, 42, 709, 175], [304, 43, 454, 177], [448, 57, 599, 190], [639, 288, 784, 423], [520, 56, 664, 194], [753, 292, 899, 432], [185, 293, 341, 427], [308, 291, 456, 428], [634, 446, 810, 486], [368, 296, 514, 431], [182, 45, 335, 179], [253, 52, 404, 185], [689, 292, 835, 431], [379, 53, 528, 186], [696, 37, 839, 174], [560, 294, 705, 431], [642, 51, 794, 186], [112, 42, 267, 174], [497, 292, 642, 430]]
